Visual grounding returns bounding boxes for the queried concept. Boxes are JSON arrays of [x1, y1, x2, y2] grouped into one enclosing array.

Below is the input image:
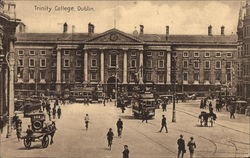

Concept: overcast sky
[[13, 0, 241, 35]]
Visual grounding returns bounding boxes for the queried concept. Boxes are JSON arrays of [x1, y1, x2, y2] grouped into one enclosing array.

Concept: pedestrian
[[142, 109, 149, 123], [84, 114, 90, 130], [159, 115, 168, 133], [86, 97, 90, 106], [177, 134, 186, 158], [103, 97, 106, 106], [52, 107, 56, 119], [200, 99, 204, 109], [50, 121, 57, 144], [187, 137, 196, 158], [57, 106, 61, 119], [122, 145, 129, 158], [16, 118, 22, 141], [26, 125, 33, 138], [106, 128, 114, 150], [116, 118, 123, 137], [162, 101, 167, 112], [48, 110, 52, 121], [0, 116, 4, 134], [12, 113, 18, 130], [42, 101, 46, 111], [230, 105, 236, 119]]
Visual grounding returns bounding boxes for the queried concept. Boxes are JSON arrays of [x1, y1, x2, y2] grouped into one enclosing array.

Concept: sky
[[10, 0, 241, 35]]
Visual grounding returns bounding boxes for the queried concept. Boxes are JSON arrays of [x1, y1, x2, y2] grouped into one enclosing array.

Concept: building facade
[[0, 0, 20, 121], [237, 2, 250, 102], [14, 23, 237, 98]]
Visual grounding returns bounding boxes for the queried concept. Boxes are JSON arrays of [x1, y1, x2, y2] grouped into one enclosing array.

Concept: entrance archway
[[107, 76, 119, 99]]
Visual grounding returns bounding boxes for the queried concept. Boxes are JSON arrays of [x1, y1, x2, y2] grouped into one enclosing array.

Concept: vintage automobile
[[23, 97, 42, 117], [132, 93, 156, 119], [21, 113, 56, 149]]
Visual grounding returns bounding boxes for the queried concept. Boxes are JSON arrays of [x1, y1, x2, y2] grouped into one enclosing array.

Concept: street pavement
[[0, 99, 249, 158]]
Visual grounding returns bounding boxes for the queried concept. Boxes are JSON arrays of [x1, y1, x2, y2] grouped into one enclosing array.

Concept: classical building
[[0, 0, 20, 124], [237, 2, 250, 102], [14, 23, 237, 98]]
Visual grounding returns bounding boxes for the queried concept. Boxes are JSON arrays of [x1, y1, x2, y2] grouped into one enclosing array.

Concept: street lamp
[[171, 54, 177, 123]]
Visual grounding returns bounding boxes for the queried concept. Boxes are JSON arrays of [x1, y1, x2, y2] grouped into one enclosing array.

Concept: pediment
[[85, 28, 142, 43]]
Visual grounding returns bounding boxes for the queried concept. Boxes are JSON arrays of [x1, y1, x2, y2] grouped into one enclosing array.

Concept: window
[[91, 59, 97, 67], [183, 51, 188, 57], [18, 59, 24, 67], [158, 60, 164, 68], [51, 60, 56, 67], [194, 61, 199, 69], [226, 62, 232, 69], [64, 50, 70, 55], [194, 52, 199, 57], [205, 52, 210, 57], [51, 71, 56, 82], [194, 73, 199, 81], [17, 68, 23, 79], [18, 50, 24, 56], [147, 59, 152, 68], [183, 72, 188, 81], [147, 52, 152, 56], [52, 50, 57, 56], [227, 52, 232, 57], [63, 71, 70, 81], [40, 50, 46, 55], [215, 52, 221, 57], [64, 59, 70, 67], [158, 73, 164, 82], [131, 59, 136, 68], [146, 73, 152, 81], [215, 61, 221, 69], [29, 58, 35, 67], [29, 70, 35, 80], [183, 61, 188, 68], [226, 72, 232, 82], [75, 70, 82, 82], [130, 73, 136, 82], [204, 71, 210, 81], [159, 51, 164, 56], [40, 70, 46, 80], [110, 54, 117, 67], [76, 50, 81, 56], [91, 72, 97, 80], [29, 50, 35, 55], [205, 61, 210, 69], [131, 51, 136, 56], [76, 60, 81, 67], [40, 59, 46, 67], [215, 71, 221, 81]]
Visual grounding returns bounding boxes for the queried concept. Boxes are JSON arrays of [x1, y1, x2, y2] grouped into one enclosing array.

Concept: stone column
[[6, 38, 15, 138], [139, 50, 144, 84], [167, 52, 171, 84], [123, 50, 128, 84], [84, 50, 88, 82], [56, 48, 62, 95], [100, 49, 104, 84]]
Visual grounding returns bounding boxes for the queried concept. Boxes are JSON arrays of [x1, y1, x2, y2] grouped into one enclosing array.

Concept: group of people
[[42, 99, 62, 121], [177, 135, 197, 158], [13, 114, 23, 141]]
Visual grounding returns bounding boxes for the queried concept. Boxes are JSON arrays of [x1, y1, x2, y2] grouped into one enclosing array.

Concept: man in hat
[[122, 145, 129, 158], [177, 134, 186, 158], [159, 115, 168, 133], [187, 137, 196, 158]]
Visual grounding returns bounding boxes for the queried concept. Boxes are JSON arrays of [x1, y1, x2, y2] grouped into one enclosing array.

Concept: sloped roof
[[16, 31, 237, 44]]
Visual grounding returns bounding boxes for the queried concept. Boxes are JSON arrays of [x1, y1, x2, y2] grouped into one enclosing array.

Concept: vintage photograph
[[0, 0, 249, 157]]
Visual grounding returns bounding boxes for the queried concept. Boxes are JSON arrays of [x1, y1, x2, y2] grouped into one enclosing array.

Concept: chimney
[[166, 26, 169, 35], [88, 23, 94, 35], [139, 25, 144, 35], [221, 26, 225, 35], [208, 25, 212, 36], [63, 22, 68, 33], [166, 26, 170, 40]]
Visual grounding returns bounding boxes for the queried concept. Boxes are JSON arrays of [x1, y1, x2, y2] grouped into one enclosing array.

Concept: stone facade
[[14, 24, 237, 98]]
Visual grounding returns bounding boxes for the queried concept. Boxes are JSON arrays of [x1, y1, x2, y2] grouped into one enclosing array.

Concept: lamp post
[[172, 55, 177, 123]]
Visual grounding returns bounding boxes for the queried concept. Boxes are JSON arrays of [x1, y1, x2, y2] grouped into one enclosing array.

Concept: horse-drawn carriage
[[21, 113, 56, 149], [198, 111, 217, 127]]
